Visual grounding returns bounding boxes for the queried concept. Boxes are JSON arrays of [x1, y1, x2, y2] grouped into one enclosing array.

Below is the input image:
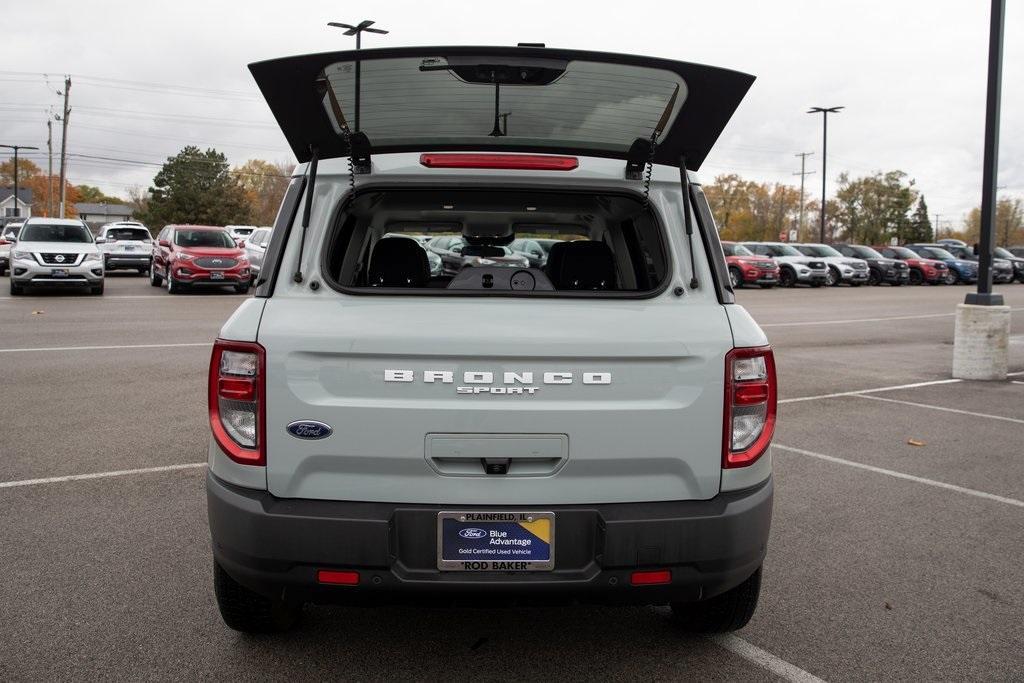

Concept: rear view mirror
[[159, 239, 170, 247], [973, 243, 980, 256], [95, 237, 106, 244]]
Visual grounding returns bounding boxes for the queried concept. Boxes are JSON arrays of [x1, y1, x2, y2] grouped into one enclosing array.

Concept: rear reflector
[[317, 570, 360, 586], [419, 153, 578, 171], [217, 377, 255, 401], [630, 569, 672, 586]]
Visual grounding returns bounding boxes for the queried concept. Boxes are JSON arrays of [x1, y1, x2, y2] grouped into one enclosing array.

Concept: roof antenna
[[293, 145, 319, 284]]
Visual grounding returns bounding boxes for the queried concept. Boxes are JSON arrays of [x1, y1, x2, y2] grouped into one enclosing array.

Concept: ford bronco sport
[[207, 46, 775, 634]]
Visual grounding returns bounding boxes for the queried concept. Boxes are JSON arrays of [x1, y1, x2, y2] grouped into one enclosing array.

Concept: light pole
[[327, 20, 389, 133], [807, 106, 843, 243], [0, 144, 40, 220]]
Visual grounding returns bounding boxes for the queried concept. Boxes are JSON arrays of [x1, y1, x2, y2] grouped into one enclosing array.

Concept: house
[[75, 202, 134, 231], [0, 188, 33, 225]]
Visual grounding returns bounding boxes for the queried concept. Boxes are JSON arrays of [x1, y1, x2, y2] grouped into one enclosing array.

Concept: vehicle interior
[[322, 189, 669, 295]]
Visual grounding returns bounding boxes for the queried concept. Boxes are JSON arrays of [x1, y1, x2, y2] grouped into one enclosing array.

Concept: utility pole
[[793, 152, 815, 240], [933, 214, 942, 239], [46, 119, 53, 217], [57, 76, 71, 218], [807, 106, 844, 243], [0, 144, 40, 220]]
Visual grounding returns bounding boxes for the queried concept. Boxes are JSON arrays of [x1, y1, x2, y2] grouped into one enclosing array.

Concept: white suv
[[97, 221, 153, 275], [792, 243, 869, 286], [207, 46, 775, 634], [9, 217, 104, 295], [742, 242, 828, 287]]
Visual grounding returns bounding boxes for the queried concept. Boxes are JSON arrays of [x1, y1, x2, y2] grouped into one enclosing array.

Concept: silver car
[[9, 217, 104, 295], [243, 228, 273, 281]]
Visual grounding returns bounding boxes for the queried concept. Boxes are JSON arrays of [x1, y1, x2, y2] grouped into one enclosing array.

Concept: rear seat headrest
[[545, 240, 617, 290], [367, 237, 430, 287]]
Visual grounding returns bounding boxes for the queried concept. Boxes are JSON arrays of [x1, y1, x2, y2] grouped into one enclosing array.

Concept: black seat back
[[545, 240, 617, 290], [367, 237, 429, 287]]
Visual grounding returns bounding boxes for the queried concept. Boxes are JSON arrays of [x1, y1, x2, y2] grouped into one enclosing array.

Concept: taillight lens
[[723, 346, 777, 468], [209, 339, 265, 466]]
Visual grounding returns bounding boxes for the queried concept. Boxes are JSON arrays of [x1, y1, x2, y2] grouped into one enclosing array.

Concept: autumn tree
[[142, 146, 251, 226], [703, 174, 807, 241], [232, 159, 294, 226], [0, 157, 41, 186], [964, 197, 1024, 246], [833, 171, 918, 244]]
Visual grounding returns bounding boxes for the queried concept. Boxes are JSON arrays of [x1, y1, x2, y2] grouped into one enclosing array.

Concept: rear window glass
[[21, 223, 92, 243], [174, 229, 235, 248], [106, 228, 151, 241], [322, 189, 669, 297], [319, 57, 687, 159]]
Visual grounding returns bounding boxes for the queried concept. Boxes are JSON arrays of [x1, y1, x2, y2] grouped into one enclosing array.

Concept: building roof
[[75, 202, 133, 216], [0, 187, 33, 204]]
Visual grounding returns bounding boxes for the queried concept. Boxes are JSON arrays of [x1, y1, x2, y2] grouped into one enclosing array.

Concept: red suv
[[721, 241, 780, 288], [150, 225, 251, 294], [876, 246, 948, 285]]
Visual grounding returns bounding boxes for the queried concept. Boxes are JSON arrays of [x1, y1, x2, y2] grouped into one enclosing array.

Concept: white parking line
[[0, 463, 207, 489], [710, 635, 827, 683], [0, 342, 211, 353], [775, 444, 1024, 509], [855, 394, 1024, 425], [761, 307, 1024, 328], [779, 379, 962, 404]]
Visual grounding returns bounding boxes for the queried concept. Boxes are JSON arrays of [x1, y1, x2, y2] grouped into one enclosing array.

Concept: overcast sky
[[2, 0, 1021, 229]]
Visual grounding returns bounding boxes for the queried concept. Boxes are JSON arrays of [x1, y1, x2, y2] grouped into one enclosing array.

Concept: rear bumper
[[104, 254, 151, 269], [207, 471, 772, 606]]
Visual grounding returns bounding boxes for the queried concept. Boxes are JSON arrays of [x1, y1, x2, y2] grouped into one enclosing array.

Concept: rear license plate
[[210, 272, 225, 280], [437, 511, 554, 571], [51, 269, 69, 278], [124, 246, 136, 252]]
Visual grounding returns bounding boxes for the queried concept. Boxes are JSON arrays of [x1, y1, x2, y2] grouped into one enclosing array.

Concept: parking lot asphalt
[[1, 275, 1022, 681]]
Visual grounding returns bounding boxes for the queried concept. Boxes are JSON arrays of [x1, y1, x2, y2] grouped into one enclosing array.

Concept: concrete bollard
[[952, 304, 1011, 380]]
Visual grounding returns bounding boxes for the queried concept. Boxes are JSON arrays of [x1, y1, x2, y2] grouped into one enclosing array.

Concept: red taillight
[[723, 346, 777, 469], [317, 570, 360, 586], [630, 569, 672, 586], [208, 339, 265, 466], [419, 153, 579, 171]]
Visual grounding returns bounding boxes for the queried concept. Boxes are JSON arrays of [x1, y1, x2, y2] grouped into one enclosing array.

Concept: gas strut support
[[680, 156, 699, 290], [293, 145, 319, 284]]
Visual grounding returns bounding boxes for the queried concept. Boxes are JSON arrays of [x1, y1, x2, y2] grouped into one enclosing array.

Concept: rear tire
[[779, 268, 796, 288], [213, 562, 301, 634], [728, 267, 743, 289], [670, 567, 762, 633]]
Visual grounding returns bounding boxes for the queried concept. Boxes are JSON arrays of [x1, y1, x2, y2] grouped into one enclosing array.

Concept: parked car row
[[722, 238, 1024, 289], [3, 218, 261, 296]]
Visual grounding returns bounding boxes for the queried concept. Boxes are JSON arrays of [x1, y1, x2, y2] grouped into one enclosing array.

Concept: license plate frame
[[437, 511, 555, 571], [209, 272, 225, 280], [50, 268, 69, 278]]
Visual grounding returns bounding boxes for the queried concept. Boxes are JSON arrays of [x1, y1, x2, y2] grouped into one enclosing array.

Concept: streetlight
[[0, 144, 40, 221], [327, 20, 389, 132], [807, 106, 843, 243]]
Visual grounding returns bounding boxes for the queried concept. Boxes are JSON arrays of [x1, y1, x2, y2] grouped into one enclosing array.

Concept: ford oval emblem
[[458, 528, 488, 539], [286, 420, 333, 440]]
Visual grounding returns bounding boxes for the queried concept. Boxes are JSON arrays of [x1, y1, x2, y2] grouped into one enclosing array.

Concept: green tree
[[143, 146, 251, 226], [833, 171, 918, 244], [906, 196, 933, 243], [76, 185, 125, 204]]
